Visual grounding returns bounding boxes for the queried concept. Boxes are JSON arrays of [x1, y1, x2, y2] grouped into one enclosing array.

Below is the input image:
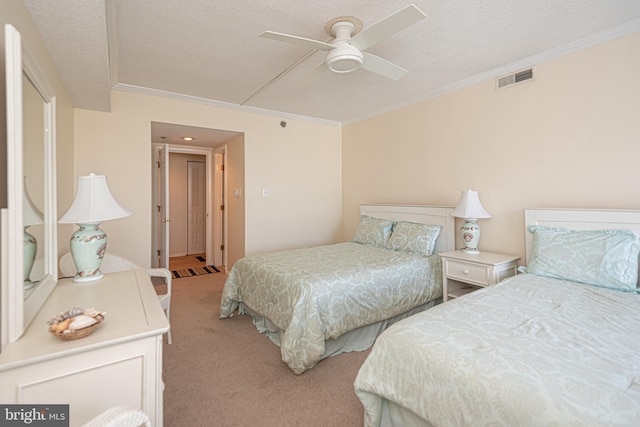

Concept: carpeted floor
[[161, 272, 369, 426]]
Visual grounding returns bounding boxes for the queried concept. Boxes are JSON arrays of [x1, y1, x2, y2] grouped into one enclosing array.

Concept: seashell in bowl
[[47, 307, 106, 340]]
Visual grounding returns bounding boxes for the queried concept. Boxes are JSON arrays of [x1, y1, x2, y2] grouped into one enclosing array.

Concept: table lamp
[[59, 173, 132, 282], [451, 189, 491, 254], [23, 177, 43, 289]]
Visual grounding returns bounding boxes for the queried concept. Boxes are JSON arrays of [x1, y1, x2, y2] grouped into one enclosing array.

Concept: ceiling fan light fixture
[[326, 45, 363, 73]]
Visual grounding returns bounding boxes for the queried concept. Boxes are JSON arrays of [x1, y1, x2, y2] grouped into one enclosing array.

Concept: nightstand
[[440, 250, 520, 302]]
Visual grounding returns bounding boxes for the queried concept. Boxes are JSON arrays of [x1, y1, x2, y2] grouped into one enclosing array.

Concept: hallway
[[169, 254, 206, 270]]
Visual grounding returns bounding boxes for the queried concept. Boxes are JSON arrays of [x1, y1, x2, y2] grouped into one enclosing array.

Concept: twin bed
[[354, 208, 640, 426], [219, 204, 455, 374]]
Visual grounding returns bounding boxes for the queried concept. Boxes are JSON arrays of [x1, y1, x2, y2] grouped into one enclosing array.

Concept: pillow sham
[[385, 221, 442, 257], [522, 225, 640, 292], [351, 215, 395, 247]]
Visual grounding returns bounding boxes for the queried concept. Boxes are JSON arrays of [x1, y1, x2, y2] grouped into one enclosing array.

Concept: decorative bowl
[[47, 307, 106, 340]]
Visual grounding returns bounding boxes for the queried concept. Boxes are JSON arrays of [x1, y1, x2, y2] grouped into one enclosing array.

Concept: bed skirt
[[239, 297, 442, 369], [379, 399, 433, 427]]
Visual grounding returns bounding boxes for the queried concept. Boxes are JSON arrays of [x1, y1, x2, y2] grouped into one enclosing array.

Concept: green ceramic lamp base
[[70, 222, 107, 283], [24, 227, 37, 289]]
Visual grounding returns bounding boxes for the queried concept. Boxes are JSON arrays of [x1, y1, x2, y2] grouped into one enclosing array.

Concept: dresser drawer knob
[[463, 269, 469, 275]]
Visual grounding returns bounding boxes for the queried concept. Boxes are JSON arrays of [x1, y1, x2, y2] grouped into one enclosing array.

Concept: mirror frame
[[2, 24, 57, 346]]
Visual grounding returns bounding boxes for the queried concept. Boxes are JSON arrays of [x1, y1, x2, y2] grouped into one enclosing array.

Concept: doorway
[[152, 144, 215, 268], [168, 156, 206, 257], [150, 121, 240, 270]]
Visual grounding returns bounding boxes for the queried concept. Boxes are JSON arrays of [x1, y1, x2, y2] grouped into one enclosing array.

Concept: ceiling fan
[[259, 4, 426, 81]]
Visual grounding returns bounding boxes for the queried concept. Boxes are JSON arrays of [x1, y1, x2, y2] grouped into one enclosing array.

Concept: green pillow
[[352, 215, 395, 247], [386, 221, 442, 256]]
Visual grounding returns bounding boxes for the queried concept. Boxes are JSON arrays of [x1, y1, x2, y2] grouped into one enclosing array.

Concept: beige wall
[[0, 2, 75, 257], [342, 32, 640, 263], [225, 133, 245, 270], [75, 91, 342, 268]]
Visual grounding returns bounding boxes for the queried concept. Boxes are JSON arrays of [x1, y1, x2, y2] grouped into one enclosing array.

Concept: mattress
[[219, 242, 442, 374], [354, 273, 640, 426]]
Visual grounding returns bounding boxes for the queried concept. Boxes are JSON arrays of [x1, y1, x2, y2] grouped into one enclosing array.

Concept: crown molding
[[112, 84, 342, 127]]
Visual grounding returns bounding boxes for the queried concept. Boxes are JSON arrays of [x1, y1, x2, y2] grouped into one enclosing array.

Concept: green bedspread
[[355, 273, 640, 426], [220, 242, 442, 374]]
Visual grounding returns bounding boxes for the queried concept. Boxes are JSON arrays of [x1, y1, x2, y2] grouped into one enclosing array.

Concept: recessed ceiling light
[[181, 136, 195, 141]]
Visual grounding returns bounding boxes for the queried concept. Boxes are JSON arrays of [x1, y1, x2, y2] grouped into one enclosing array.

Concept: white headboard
[[360, 204, 455, 253], [524, 208, 640, 263]]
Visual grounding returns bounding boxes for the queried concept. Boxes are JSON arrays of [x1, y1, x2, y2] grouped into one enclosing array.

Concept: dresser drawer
[[444, 260, 490, 286]]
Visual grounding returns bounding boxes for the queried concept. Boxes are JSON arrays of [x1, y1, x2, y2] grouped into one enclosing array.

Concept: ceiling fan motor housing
[[326, 21, 363, 73], [326, 44, 363, 73]]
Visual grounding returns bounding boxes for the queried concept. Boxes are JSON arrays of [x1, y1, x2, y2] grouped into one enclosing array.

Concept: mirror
[[2, 24, 57, 346], [23, 73, 46, 294]]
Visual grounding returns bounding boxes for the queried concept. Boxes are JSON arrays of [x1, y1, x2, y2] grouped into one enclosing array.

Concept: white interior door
[[157, 144, 170, 268], [187, 161, 206, 255], [213, 148, 225, 267], [152, 146, 160, 266]]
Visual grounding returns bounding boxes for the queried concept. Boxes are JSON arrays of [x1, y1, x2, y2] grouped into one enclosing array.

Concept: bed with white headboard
[[355, 208, 640, 427], [360, 204, 455, 254], [220, 204, 455, 374]]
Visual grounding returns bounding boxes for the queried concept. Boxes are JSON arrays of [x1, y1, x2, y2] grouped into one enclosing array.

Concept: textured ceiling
[[24, 0, 640, 125]]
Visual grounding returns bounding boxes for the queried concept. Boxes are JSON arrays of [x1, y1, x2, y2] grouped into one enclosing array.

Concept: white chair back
[[81, 405, 151, 427]]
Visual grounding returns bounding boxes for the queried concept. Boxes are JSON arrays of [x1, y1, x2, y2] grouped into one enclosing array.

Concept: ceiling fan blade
[[259, 31, 335, 51], [349, 4, 426, 51], [361, 52, 408, 80]]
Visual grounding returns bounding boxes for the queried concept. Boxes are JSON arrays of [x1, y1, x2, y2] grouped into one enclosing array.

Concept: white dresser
[[0, 269, 169, 426]]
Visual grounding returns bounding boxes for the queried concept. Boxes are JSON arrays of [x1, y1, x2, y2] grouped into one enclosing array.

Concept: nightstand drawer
[[444, 260, 490, 286]]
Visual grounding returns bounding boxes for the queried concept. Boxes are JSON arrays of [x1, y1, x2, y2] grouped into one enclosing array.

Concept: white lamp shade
[[451, 190, 491, 220], [59, 173, 132, 224], [23, 177, 44, 227]]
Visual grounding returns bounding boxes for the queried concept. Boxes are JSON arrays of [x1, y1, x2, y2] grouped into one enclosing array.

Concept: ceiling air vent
[[496, 68, 534, 90]]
